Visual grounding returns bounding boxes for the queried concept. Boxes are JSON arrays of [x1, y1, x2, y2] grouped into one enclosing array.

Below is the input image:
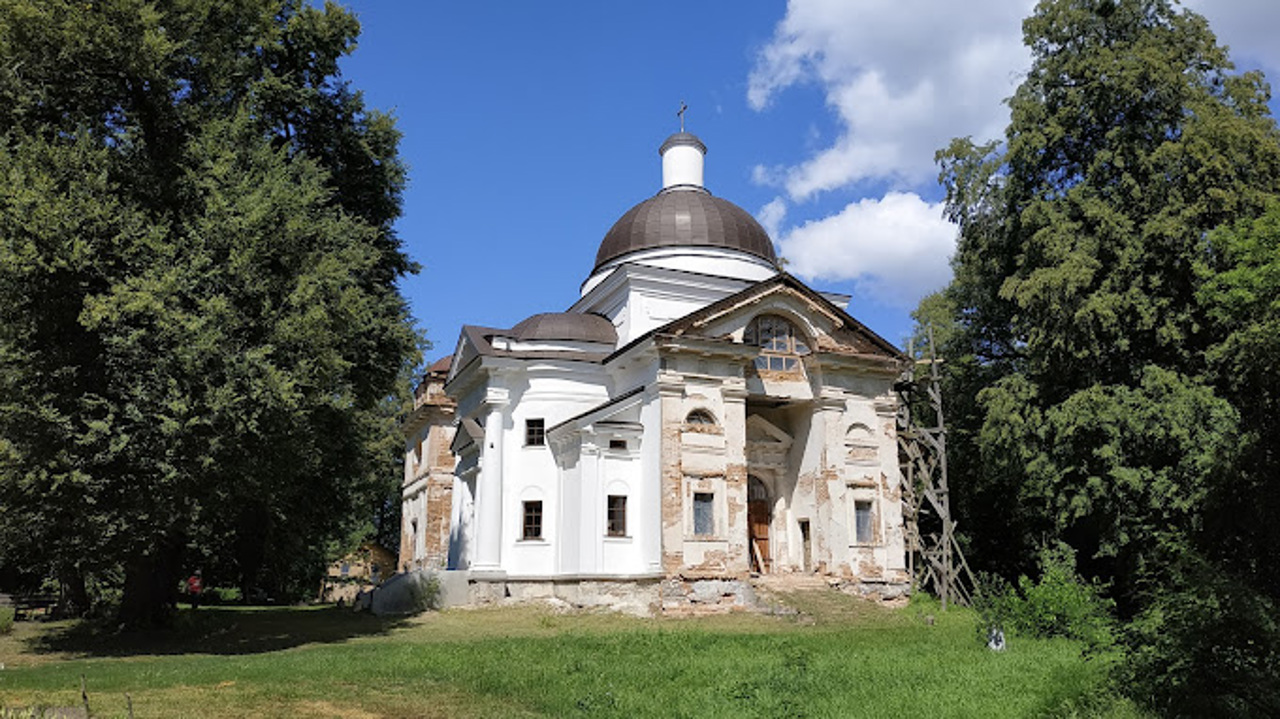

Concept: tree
[[934, 0, 1280, 586], [929, 1, 1280, 711], [0, 0, 420, 625]]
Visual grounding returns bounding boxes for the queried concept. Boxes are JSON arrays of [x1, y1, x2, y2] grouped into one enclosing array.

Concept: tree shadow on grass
[[26, 605, 411, 658]]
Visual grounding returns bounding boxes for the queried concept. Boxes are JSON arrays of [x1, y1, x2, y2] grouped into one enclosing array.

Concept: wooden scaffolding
[[896, 330, 977, 609]]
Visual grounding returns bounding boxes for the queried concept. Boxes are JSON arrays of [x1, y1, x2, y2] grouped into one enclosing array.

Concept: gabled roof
[[605, 272, 904, 364], [658, 272, 901, 357]]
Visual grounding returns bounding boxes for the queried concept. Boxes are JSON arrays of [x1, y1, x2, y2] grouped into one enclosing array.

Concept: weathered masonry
[[400, 131, 910, 612]]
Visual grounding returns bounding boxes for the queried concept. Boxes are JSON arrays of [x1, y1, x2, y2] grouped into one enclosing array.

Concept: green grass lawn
[[0, 590, 1142, 718]]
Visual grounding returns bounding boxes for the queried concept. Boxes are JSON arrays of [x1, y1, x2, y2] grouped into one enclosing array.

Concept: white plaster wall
[[599, 463, 643, 572], [448, 475, 475, 570], [581, 247, 776, 300], [637, 391, 664, 574], [494, 363, 616, 578], [662, 146, 703, 188]]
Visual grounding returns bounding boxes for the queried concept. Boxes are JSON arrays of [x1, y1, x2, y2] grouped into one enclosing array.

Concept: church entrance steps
[[750, 573, 833, 593]]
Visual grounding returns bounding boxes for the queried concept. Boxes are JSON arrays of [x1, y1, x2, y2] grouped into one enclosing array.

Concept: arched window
[[685, 409, 717, 426], [744, 315, 810, 371]]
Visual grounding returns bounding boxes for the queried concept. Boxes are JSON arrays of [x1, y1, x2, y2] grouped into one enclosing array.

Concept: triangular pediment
[[657, 273, 902, 360], [746, 414, 793, 446]]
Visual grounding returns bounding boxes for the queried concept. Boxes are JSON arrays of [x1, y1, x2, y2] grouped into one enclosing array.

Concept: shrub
[[1014, 543, 1115, 650], [207, 587, 242, 605], [407, 573, 441, 613], [974, 542, 1115, 652], [1121, 556, 1280, 718], [0, 606, 13, 634]]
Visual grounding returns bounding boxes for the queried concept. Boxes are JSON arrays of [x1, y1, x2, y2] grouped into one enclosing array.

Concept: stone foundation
[[460, 574, 761, 616], [659, 577, 756, 615], [391, 571, 906, 616], [836, 577, 912, 604]]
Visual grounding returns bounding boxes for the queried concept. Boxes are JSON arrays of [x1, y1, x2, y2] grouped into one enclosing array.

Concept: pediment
[[746, 414, 792, 446], [658, 274, 902, 360]]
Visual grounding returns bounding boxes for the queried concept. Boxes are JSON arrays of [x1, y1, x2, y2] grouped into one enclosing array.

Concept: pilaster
[[473, 386, 509, 573]]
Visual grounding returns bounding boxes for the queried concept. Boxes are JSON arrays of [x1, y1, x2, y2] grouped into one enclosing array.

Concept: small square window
[[693, 492, 714, 536], [854, 500, 874, 544], [523, 500, 543, 540], [607, 495, 627, 536], [609, 439, 627, 450], [525, 418, 546, 446]]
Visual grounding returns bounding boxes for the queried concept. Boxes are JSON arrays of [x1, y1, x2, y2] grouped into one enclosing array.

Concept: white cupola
[[659, 132, 707, 189]]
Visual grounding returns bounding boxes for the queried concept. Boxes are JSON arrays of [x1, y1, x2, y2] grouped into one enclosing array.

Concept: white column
[[580, 430, 602, 573], [473, 387, 509, 572]]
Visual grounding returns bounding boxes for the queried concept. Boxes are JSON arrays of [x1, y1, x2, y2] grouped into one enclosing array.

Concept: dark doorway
[[799, 520, 812, 573], [748, 476, 771, 573]]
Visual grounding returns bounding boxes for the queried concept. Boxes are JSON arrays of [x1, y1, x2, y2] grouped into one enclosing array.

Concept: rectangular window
[[693, 492, 714, 536], [525, 418, 546, 446], [609, 439, 627, 450], [607, 495, 627, 537], [522, 500, 543, 540], [854, 500, 874, 544]]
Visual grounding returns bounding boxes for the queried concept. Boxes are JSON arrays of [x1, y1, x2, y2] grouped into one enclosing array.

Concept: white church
[[400, 130, 911, 611]]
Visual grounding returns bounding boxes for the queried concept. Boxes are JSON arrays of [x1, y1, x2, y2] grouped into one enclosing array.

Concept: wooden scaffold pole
[[896, 327, 977, 609]]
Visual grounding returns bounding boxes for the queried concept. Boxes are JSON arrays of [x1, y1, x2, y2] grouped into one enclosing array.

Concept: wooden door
[[748, 476, 771, 573], [748, 501, 771, 573]]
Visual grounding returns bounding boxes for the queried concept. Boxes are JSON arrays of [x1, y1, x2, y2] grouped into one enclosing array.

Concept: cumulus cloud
[[748, 1, 1280, 311], [757, 197, 788, 240], [1186, 0, 1280, 77], [776, 192, 955, 308], [749, 0, 1034, 201]]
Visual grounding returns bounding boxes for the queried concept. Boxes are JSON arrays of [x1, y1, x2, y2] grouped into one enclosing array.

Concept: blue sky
[[335, 1, 1280, 364]]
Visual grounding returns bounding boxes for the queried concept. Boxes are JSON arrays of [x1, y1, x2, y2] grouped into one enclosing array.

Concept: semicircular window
[[744, 315, 810, 372], [685, 409, 717, 426]]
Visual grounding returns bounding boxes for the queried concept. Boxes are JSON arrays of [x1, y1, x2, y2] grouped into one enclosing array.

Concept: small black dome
[[594, 188, 778, 273], [659, 132, 707, 156], [510, 313, 617, 345]]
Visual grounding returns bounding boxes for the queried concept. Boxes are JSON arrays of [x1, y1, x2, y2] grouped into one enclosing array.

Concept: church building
[[400, 131, 911, 611]]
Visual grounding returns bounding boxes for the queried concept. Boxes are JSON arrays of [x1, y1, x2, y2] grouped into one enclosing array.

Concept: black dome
[[511, 313, 617, 344], [593, 188, 778, 273]]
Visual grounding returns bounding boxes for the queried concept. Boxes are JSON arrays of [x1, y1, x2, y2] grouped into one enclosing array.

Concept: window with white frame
[[854, 499, 875, 544], [693, 492, 715, 536], [522, 500, 543, 540], [607, 495, 627, 537], [525, 418, 546, 446], [744, 314, 810, 371]]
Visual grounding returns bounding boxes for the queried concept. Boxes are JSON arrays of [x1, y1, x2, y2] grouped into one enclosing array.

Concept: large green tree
[[0, 0, 419, 625], [929, 0, 1280, 712]]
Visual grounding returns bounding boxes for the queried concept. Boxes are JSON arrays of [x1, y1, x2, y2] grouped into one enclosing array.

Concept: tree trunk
[[118, 538, 184, 628], [56, 566, 90, 618], [235, 504, 269, 602]]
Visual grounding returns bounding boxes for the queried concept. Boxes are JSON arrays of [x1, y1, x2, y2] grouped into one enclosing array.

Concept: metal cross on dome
[[677, 101, 688, 132]]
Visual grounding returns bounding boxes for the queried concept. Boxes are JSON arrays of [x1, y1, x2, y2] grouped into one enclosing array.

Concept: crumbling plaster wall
[[659, 355, 751, 577], [400, 381, 456, 572]]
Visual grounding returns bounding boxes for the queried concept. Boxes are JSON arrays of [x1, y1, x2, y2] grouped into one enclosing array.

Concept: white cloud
[[1185, 1, 1280, 77], [750, 0, 1280, 204], [777, 192, 955, 308], [749, 0, 1034, 201], [757, 197, 788, 241], [748, 0, 1280, 313]]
